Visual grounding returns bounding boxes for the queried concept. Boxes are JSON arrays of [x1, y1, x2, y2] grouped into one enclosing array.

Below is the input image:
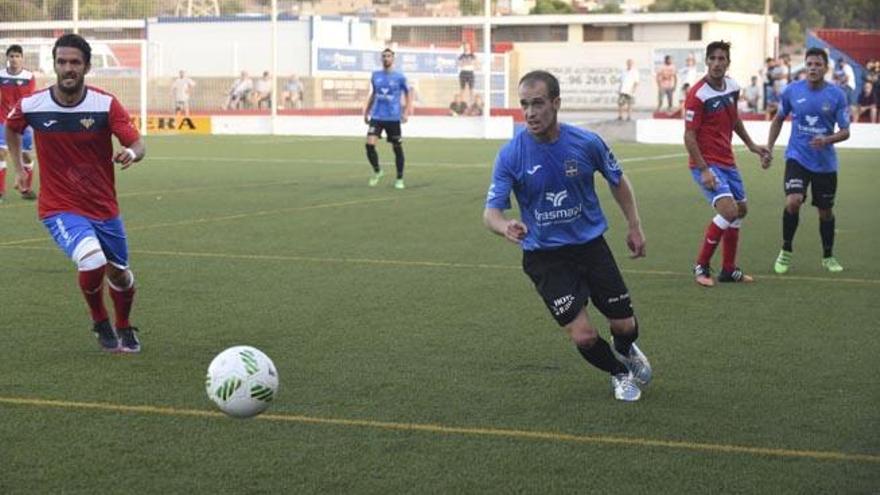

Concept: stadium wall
[[511, 39, 767, 110], [636, 120, 880, 149], [147, 16, 374, 77], [210, 115, 514, 139]]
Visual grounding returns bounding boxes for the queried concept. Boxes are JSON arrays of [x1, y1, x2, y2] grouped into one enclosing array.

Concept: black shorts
[[522, 236, 633, 326], [367, 119, 402, 143], [784, 159, 837, 209], [459, 70, 475, 90]]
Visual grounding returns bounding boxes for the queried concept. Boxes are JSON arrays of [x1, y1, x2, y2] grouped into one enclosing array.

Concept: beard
[[57, 75, 84, 95]]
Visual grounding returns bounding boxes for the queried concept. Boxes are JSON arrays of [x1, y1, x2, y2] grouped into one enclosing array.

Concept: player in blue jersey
[[363, 48, 412, 190], [483, 70, 651, 402], [766, 48, 851, 274]]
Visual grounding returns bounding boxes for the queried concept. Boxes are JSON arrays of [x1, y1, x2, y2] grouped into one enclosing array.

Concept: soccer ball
[[205, 345, 279, 418]]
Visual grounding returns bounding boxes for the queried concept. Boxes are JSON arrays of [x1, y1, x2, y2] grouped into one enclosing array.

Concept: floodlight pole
[[271, 0, 278, 135], [482, 0, 491, 138], [763, 0, 771, 58], [72, 0, 79, 34]]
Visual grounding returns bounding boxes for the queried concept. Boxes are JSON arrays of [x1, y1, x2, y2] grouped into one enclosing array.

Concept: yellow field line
[[1, 244, 878, 285], [145, 152, 687, 170], [0, 196, 402, 246], [0, 396, 876, 464]]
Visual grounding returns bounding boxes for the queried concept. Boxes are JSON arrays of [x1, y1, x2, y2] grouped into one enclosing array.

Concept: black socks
[[365, 144, 379, 172]]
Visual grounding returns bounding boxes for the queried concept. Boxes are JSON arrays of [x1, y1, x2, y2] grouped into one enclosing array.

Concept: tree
[[649, 0, 717, 12], [781, 19, 804, 46], [597, 2, 623, 14], [530, 0, 575, 14], [460, 0, 484, 16]]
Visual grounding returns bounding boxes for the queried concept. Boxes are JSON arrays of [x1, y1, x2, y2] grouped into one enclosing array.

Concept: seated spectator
[[466, 94, 484, 116], [251, 71, 272, 109], [281, 74, 303, 109], [856, 81, 877, 123], [449, 94, 467, 116], [223, 71, 253, 110]]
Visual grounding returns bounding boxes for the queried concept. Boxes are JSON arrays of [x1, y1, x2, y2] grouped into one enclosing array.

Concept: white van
[[2, 39, 137, 77]]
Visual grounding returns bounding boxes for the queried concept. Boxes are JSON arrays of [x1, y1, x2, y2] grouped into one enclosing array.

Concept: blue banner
[[317, 47, 461, 76]]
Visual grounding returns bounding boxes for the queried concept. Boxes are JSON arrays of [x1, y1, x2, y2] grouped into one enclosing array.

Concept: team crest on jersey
[[80, 117, 95, 129], [606, 150, 620, 171], [821, 101, 832, 114], [564, 159, 579, 178], [685, 110, 695, 122]]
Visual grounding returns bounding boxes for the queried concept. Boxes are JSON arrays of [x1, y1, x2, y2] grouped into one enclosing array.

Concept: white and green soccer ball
[[206, 346, 279, 418]]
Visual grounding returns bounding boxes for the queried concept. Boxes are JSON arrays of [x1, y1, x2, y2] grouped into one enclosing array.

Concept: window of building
[[493, 25, 568, 42], [689, 23, 702, 41], [583, 25, 633, 42]]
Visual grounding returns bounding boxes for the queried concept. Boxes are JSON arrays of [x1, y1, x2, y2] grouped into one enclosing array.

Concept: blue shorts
[[42, 213, 130, 269], [0, 124, 34, 152], [691, 165, 747, 206]]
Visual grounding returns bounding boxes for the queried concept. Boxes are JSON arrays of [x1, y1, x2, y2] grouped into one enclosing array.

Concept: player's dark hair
[[804, 47, 828, 66], [5, 44, 23, 56], [519, 70, 560, 100], [52, 33, 91, 65], [382, 48, 394, 55], [706, 40, 731, 60]]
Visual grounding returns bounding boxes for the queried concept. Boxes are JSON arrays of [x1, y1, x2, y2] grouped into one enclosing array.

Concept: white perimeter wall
[[210, 115, 514, 139], [147, 17, 373, 77], [637, 120, 880, 149]]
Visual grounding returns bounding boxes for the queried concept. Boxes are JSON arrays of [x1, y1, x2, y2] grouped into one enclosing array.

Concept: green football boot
[[773, 250, 792, 274], [368, 170, 384, 187], [821, 256, 843, 273]]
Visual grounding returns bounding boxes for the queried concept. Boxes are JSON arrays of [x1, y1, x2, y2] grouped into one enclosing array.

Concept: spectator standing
[[170, 70, 196, 117], [457, 44, 477, 101], [617, 58, 639, 121], [656, 55, 677, 112], [761, 57, 775, 110], [681, 53, 701, 88], [743, 75, 761, 113]]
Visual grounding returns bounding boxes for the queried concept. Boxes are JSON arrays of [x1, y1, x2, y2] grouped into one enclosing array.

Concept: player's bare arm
[[765, 113, 786, 167], [483, 207, 527, 244], [608, 175, 646, 258], [684, 128, 716, 190], [733, 118, 770, 167], [809, 127, 850, 149], [113, 138, 146, 170], [401, 89, 413, 124], [363, 91, 375, 124]]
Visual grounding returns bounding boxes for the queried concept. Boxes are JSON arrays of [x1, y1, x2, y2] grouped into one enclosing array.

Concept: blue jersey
[[778, 80, 850, 173], [485, 124, 624, 251], [369, 70, 408, 121]]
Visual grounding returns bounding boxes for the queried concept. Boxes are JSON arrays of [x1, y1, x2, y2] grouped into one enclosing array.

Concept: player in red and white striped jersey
[[5, 34, 146, 353], [0, 44, 37, 201], [683, 40, 770, 287]]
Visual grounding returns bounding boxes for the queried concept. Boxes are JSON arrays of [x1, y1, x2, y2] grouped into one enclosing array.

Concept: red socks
[[78, 266, 108, 322], [0, 166, 6, 195], [109, 282, 136, 329], [696, 216, 728, 266], [79, 266, 136, 327], [22, 166, 33, 192]]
